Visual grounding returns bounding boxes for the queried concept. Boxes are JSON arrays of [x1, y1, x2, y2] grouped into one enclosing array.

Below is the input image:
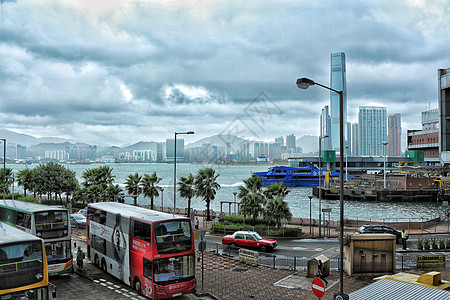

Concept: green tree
[[82, 166, 115, 189], [237, 176, 263, 200], [17, 168, 33, 197], [125, 173, 142, 206], [178, 173, 195, 218], [141, 172, 162, 210], [264, 197, 292, 228], [239, 193, 265, 222], [263, 182, 290, 200], [195, 168, 220, 221], [0, 168, 14, 195]]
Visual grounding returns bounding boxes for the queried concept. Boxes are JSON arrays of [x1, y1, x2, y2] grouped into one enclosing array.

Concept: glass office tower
[[330, 52, 347, 153]]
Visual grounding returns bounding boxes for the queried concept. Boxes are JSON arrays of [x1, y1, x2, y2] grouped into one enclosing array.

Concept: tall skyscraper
[[388, 113, 402, 156], [330, 52, 347, 152], [286, 134, 296, 151], [352, 123, 359, 156], [439, 68, 450, 165], [358, 106, 387, 156], [346, 122, 352, 156], [275, 136, 284, 145], [320, 105, 331, 150], [166, 138, 185, 162]]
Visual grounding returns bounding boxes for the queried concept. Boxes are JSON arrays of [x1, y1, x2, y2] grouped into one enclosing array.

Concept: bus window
[[92, 235, 106, 255], [0, 241, 44, 290], [143, 257, 152, 279], [132, 220, 151, 243], [153, 255, 195, 285], [16, 212, 32, 230], [44, 241, 71, 263], [88, 208, 107, 225], [35, 211, 69, 239], [154, 221, 192, 254]]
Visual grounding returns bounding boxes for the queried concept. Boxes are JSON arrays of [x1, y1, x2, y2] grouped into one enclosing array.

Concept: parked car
[[222, 231, 277, 252], [70, 213, 87, 228], [357, 224, 407, 243], [77, 208, 87, 217]]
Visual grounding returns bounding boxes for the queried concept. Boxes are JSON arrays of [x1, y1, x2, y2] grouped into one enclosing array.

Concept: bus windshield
[[154, 220, 192, 254], [0, 241, 44, 290], [35, 211, 68, 239], [153, 255, 195, 285], [44, 240, 71, 264]]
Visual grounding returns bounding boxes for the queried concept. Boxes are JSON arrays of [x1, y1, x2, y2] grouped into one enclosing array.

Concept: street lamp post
[[233, 192, 237, 216], [382, 141, 388, 189], [318, 135, 328, 238], [161, 188, 164, 212], [308, 195, 313, 236], [345, 145, 349, 181], [297, 77, 346, 296], [174, 131, 194, 215], [1, 139, 5, 201]]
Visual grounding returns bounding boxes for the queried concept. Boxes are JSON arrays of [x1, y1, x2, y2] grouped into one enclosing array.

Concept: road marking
[[314, 248, 324, 251], [293, 247, 308, 250]]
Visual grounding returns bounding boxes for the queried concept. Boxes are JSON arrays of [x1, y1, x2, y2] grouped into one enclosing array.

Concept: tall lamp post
[[160, 188, 164, 212], [1, 139, 5, 201], [297, 77, 346, 297], [318, 134, 329, 238], [233, 192, 237, 216], [382, 141, 388, 189], [345, 145, 349, 181], [174, 131, 194, 214]]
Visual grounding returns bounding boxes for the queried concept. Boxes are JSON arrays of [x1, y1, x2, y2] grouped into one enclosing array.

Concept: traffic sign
[[312, 277, 325, 298]]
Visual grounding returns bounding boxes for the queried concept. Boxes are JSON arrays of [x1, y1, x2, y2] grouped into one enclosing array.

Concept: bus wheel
[[101, 258, 107, 272], [94, 254, 99, 267], [134, 278, 142, 295]]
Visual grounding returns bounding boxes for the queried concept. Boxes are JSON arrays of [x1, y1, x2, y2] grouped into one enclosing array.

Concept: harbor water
[[9, 163, 444, 222]]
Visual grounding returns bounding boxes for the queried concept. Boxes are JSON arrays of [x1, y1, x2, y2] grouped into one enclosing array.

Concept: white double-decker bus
[[0, 200, 72, 276]]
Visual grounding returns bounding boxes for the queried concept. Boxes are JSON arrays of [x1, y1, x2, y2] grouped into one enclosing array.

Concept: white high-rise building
[[358, 106, 387, 156], [330, 52, 347, 152]]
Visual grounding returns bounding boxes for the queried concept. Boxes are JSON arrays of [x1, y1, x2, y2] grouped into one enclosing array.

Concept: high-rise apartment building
[[166, 138, 185, 162], [408, 109, 439, 164], [358, 106, 387, 156], [439, 68, 450, 165], [388, 113, 402, 156], [346, 122, 352, 156], [352, 123, 359, 156], [330, 52, 347, 152], [320, 105, 331, 150], [286, 134, 296, 151], [275, 136, 284, 145]]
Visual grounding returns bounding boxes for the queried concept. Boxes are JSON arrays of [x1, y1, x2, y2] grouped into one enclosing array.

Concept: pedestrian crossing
[[93, 278, 146, 299]]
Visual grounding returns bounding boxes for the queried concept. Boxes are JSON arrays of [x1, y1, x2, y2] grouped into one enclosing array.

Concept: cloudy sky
[[0, 1, 449, 149]]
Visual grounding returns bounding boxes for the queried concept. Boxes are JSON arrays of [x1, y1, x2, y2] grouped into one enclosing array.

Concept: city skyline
[[0, 1, 448, 147]]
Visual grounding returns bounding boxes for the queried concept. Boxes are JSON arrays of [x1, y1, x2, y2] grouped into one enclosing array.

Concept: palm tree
[[125, 173, 142, 206], [0, 168, 14, 195], [178, 173, 195, 218], [141, 172, 162, 210], [264, 197, 292, 228], [238, 176, 263, 200], [239, 193, 265, 222], [195, 168, 220, 221], [17, 168, 33, 197], [263, 182, 290, 200]]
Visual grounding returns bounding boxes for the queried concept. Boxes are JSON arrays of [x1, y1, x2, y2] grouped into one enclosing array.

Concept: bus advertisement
[[87, 202, 196, 299], [0, 221, 56, 299], [0, 200, 73, 276]]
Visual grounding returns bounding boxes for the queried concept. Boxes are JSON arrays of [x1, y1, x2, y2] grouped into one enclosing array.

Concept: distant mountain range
[[1, 129, 318, 157]]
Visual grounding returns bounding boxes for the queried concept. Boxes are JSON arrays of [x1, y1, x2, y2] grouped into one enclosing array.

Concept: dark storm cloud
[[0, 0, 449, 145]]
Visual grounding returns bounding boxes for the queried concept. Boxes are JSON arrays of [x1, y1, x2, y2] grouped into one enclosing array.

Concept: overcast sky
[[0, 1, 449, 149]]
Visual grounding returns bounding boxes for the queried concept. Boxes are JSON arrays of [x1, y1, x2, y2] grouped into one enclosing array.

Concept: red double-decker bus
[[86, 202, 196, 299]]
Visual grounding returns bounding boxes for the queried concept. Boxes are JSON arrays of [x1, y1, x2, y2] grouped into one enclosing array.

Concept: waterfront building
[[388, 113, 402, 156], [346, 121, 352, 156], [286, 134, 296, 152], [156, 142, 164, 162], [269, 142, 283, 159], [352, 123, 359, 157], [408, 108, 439, 164], [358, 106, 387, 156], [239, 142, 250, 161], [254, 142, 269, 158], [275, 136, 284, 145], [133, 149, 153, 162], [320, 105, 332, 150], [330, 52, 347, 152], [65, 145, 97, 161], [45, 150, 69, 161], [439, 68, 450, 165], [166, 138, 185, 162]]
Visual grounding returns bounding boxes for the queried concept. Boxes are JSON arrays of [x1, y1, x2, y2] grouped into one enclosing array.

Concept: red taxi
[[222, 231, 277, 252]]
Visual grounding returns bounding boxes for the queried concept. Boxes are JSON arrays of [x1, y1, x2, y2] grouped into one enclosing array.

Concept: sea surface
[[8, 163, 444, 222]]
